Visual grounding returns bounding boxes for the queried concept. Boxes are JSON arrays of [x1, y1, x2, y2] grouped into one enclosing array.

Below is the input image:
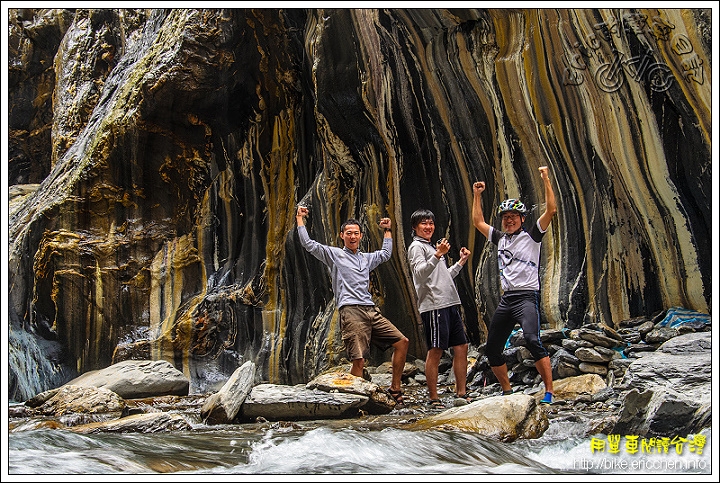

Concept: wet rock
[[70, 411, 193, 433], [111, 339, 152, 364], [409, 393, 549, 442]]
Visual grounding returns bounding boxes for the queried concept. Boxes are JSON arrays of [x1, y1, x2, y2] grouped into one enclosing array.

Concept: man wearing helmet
[[471, 166, 557, 404]]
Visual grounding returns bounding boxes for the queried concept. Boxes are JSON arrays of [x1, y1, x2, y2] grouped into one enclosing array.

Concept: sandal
[[428, 398, 444, 409], [388, 388, 405, 405], [455, 393, 474, 403]]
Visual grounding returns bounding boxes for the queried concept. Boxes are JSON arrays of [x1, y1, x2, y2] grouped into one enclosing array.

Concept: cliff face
[[7, 8, 712, 400]]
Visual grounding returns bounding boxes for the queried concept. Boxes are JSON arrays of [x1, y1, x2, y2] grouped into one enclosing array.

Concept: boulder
[[539, 373, 607, 403], [644, 327, 679, 344], [573, 328, 623, 348], [65, 360, 190, 398], [306, 371, 396, 414], [200, 361, 256, 425], [70, 412, 193, 433], [374, 361, 418, 379], [408, 393, 549, 442], [578, 362, 608, 376], [27, 384, 126, 417], [239, 384, 368, 422], [612, 332, 711, 437], [555, 361, 582, 378], [575, 347, 613, 363]]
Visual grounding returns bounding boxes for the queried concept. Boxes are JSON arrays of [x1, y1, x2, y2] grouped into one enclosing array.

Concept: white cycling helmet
[[498, 198, 528, 215]]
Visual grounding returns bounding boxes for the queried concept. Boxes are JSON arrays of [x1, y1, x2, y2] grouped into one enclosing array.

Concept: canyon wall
[[7, 8, 712, 400]]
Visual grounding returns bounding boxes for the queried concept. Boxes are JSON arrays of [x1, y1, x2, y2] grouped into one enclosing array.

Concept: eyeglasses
[[501, 213, 520, 221]]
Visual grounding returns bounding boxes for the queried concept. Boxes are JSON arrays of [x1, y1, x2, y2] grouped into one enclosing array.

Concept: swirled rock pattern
[[7, 8, 712, 400]]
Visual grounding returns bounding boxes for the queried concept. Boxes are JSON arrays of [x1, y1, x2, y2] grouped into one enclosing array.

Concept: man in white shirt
[[471, 166, 557, 404]]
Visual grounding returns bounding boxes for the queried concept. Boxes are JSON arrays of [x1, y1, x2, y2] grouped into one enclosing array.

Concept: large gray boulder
[[65, 360, 189, 399], [612, 332, 711, 437]]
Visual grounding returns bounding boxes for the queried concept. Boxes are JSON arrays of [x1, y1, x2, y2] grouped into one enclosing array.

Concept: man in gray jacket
[[296, 205, 409, 405], [407, 209, 471, 407]]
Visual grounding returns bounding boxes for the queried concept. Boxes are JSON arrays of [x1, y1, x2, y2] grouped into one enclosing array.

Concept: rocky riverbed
[[9, 308, 711, 445]]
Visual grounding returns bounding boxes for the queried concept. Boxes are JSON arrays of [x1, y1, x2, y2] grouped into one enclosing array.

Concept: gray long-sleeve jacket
[[407, 235, 463, 313], [297, 225, 392, 308]]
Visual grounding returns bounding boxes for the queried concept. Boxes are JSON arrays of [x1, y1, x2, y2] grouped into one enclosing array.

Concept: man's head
[[498, 198, 527, 234], [411, 209, 436, 241], [340, 218, 363, 252]]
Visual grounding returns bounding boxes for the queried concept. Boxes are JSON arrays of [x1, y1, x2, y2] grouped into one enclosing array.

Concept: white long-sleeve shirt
[[407, 235, 463, 313]]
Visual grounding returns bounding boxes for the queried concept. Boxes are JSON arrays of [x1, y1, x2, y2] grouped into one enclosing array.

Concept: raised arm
[[295, 205, 334, 265], [379, 217, 392, 239], [296, 205, 309, 227], [472, 181, 492, 240], [537, 166, 557, 231]]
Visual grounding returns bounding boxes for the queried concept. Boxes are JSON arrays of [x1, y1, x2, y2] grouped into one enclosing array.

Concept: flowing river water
[[6, 409, 712, 477]]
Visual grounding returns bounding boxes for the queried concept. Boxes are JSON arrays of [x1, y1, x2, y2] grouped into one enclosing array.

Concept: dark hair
[[411, 209, 435, 229], [341, 218, 362, 233]]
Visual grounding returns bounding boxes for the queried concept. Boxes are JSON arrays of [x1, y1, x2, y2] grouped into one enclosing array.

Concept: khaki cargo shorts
[[338, 304, 405, 360]]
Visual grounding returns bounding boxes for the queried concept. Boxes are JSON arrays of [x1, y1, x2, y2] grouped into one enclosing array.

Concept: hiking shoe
[[540, 392, 553, 405]]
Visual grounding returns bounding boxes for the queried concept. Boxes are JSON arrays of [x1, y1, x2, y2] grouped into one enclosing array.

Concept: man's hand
[[297, 206, 309, 217], [435, 238, 450, 258], [539, 166, 549, 180], [473, 181, 485, 193], [378, 217, 391, 230], [459, 247, 470, 263]]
